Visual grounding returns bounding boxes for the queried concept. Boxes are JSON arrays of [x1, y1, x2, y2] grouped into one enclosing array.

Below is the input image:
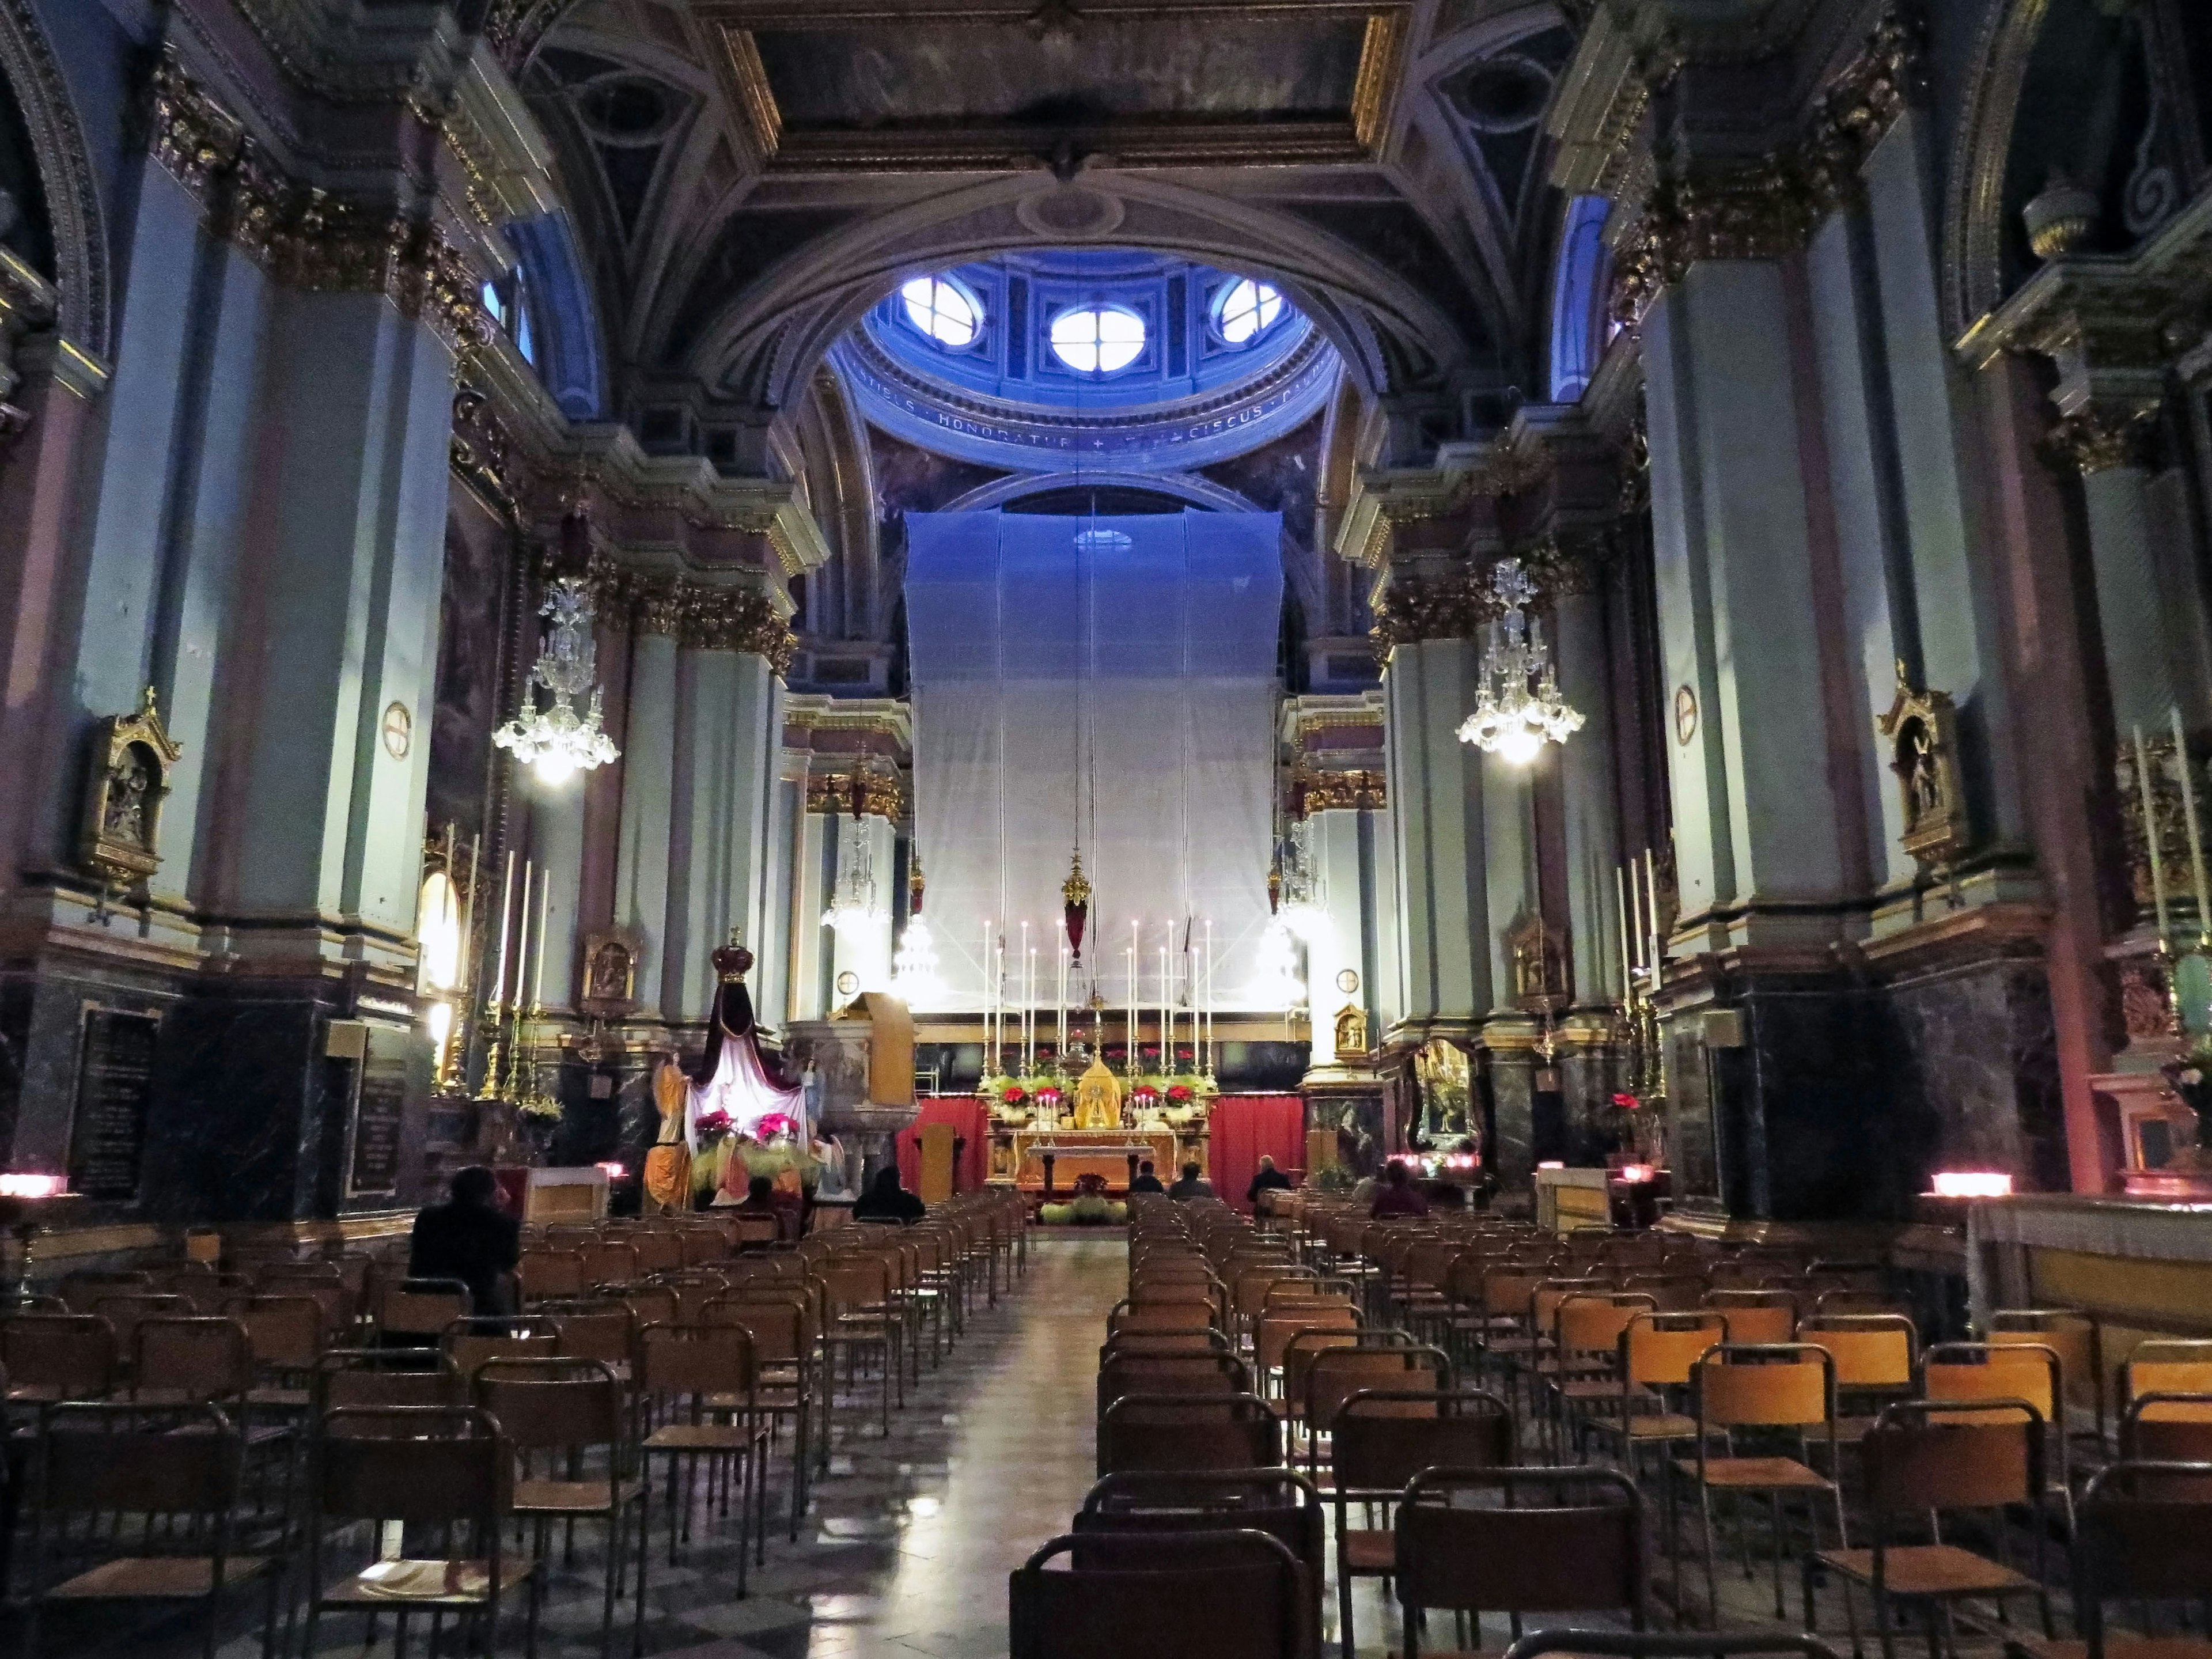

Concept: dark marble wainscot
[[141, 981, 436, 1224], [0, 952, 181, 1189], [1482, 1038, 1537, 1197], [1555, 1037, 1630, 1166], [1882, 956, 2067, 1195]]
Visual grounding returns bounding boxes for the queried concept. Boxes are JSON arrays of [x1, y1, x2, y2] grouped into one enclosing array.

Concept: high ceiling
[[511, 0, 1585, 462]]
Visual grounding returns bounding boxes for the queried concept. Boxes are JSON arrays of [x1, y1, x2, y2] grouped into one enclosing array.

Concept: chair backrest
[[0, 1313, 116, 1399], [2119, 1395, 2212, 1474], [1102, 1328, 1230, 1358], [316, 1406, 507, 1527], [2124, 1340, 2212, 1409], [544, 1303, 639, 1372], [580, 1240, 641, 1287], [1010, 1530, 1304, 1659], [315, 1350, 463, 1411], [517, 1250, 587, 1302], [1395, 1465, 1643, 1620], [817, 1255, 894, 1310], [1097, 1393, 1281, 1476], [223, 1294, 325, 1370], [1257, 1306, 1355, 1374], [630, 1233, 685, 1276], [1621, 1312, 1727, 1390], [1098, 1351, 1249, 1419], [638, 1321, 755, 1403], [703, 1294, 811, 1366], [89, 1293, 187, 1358], [1861, 1399, 2044, 1521], [1924, 1340, 2061, 1423], [133, 1316, 255, 1402], [32, 1402, 240, 1520], [441, 1316, 560, 1382], [2075, 1459, 2212, 1626], [57, 1270, 153, 1313], [1331, 1388, 1514, 1495], [1694, 1343, 1834, 1432], [1620, 1274, 1706, 1314], [471, 1357, 624, 1455], [1797, 1314, 1916, 1389], [657, 1272, 733, 1324], [377, 1279, 471, 1337], [1703, 1290, 1797, 1346], [1109, 1298, 1219, 1337], [1988, 1309, 2103, 1416], [1303, 1342, 1449, 1430], [1555, 1293, 1657, 1359]]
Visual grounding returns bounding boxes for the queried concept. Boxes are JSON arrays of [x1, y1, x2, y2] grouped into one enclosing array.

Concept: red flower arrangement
[[755, 1111, 798, 1141], [694, 1108, 733, 1138], [1131, 1085, 1160, 1104], [1002, 1086, 1028, 1106], [1611, 1093, 1642, 1112], [1034, 1086, 1063, 1105], [1166, 1084, 1195, 1104]]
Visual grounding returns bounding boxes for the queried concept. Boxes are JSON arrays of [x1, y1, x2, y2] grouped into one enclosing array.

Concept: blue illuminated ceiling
[[828, 248, 1337, 475]]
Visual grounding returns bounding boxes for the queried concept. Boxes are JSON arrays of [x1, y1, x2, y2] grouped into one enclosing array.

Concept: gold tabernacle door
[[1073, 1056, 1123, 1129]]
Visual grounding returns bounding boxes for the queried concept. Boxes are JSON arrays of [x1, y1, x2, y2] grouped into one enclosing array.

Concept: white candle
[[2177, 706, 2210, 945], [1159, 942, 1169, 1071], [531, 866, 551, 1012], [488, 850, 517, 1007], [1127, 942, 1137, 1071], [1644, 849, 1662, 979], [2138, 726, 2172, 943], [510, 861, 533, 1023], [1616, 863, 1634, 1002], [1027, 945, 1038, 1071], [1203, 918, 1214, 1071]]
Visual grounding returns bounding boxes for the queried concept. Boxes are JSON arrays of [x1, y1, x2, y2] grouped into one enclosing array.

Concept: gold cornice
[[1350, 10, 1407, 154], [806, 770, 904, 820], [722, 28, 783, 158], [146, 51, 490, 357], [680, 585, 799, 669], [1369, 568, 1497, 652], [1293, 767, 1388, 816]]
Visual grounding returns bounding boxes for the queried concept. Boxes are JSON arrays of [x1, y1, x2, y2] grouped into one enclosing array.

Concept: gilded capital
[[806, 769, 904, 820], [1369, 570, 1498, 653], [2044, 407, 2154, 476], [1293, 767, 1388, 816], [680, 586, 798, 671], [1520, 530, 1611, 599], [634, 582, 686, 638]]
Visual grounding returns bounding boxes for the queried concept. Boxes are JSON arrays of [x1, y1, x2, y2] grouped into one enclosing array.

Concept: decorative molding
[[1520, 529, 1611, 599], [450, 386, 523, 521], [79, 688, 182, 890], [1369, 569, 1498, 652], [147, 52, 491, 357], [634, 583, 687, 639], [1350, 9, 1407, 154], [1941, 0, 2055, 340], [0, 0, 111, 359], [681, 586, 799, 669], [0, 248, 56, 447], [1292, 767, 1387, 815]]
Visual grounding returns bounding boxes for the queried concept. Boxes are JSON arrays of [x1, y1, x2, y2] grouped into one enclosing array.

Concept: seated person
[[1166, 1161, 1215, 1201], [853, 1164, 927, 1225], [1246, 1154, 1293, 1208], [729, 1173, 786, 1241], [1368, 1158, 1431, 1219], [1129, 1160, 1166, 1195], [408, 1165, 521, 1315]]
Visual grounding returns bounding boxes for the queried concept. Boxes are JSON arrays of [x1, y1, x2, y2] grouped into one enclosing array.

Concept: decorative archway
[[0, 0, 110, 359]]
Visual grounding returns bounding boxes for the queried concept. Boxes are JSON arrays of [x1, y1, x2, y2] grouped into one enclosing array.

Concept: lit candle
[[1643, 849, 1662, 980], [2176, 706, 2210, 946], [488, 850, 517, 1007], [457, 833, 480, 996], [510, 860, 533, 1022], [1159, 942, 1169, 1070], [1615, 862, 1635, 1002], [2138, 726, 2172, 943], [1127, 942, 1137, 1072], [1027, 945, 1038, 1073], [1203, 918, 1214, 1071], [982, 919, 993, 1068], [531, 865, 551, 1013], [1627, 854, 1645, 977]]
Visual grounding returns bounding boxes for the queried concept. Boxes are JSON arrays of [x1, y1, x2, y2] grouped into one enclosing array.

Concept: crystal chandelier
[[494, 577, 620, 785], [1457, 557, 1584, 764], [891, 848, 942, 1004], [821, 818, 888, 935]]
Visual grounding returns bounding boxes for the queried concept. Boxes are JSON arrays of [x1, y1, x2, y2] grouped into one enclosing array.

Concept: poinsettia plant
[[1033, 1085, 1063, 1105], [755, 1111, 799, 1142], [1001, 1085, 1028, 1106], [1166, 1083, 1195, 1105], [1612, 1092, 1642, 1112], [694, 1107, 733, 1138]]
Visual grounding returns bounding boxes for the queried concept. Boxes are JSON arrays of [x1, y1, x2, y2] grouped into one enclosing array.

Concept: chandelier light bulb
[[495, 578, 621, 783], [1457, 556, 1584, 760]]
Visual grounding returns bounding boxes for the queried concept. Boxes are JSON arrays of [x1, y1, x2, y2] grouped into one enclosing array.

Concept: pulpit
[[785, 992, 918, 1189]]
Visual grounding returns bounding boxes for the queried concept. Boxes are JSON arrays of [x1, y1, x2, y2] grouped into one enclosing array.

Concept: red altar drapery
[[895, 1097, 990, 1196], [1209, 1094, 1306, 1213]]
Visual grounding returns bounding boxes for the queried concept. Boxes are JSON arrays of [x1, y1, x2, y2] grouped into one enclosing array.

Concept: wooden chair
[[1297, 1338, 1449, 1477], [2118, 1393, 2212, 1483], [21, 1402, 279, 1659], [0, 1314, 115, 1404], [1706, 1288, 1798, 1346], [2064, 1459, 2212, 1659], [1923, 1339, 2071, 1509], [313, 1349, 463, 1412], [1096, 1392, 1281, 1477], [441, 1316, 560, 1385], [635, 1323, 771, 1585], [374, 1278, 471, 1348], [1329, 1388, 1514, 1659], [1988, 1308, 2105, 1450], [544, 1301, 641, 1385], [581, 1240, 642, 1290], [55, 1270, 152, 1313], [222, 1294, 325, 1410], [1677, 1343, 1844, 1624], [1010, 1529, 1305, 1659], [517, 1249, 587, 1304], [705, 1291, 821, 1517], [1798, 1313, 1917, 1444], [303, 1406, 539, 1656], [1813, 1399, 2054, 1659], [1394, 1464, 1645, 1658], [817, 1254, 903, 1436], [1097, 1349, 1249, 1419], [1585, 1310, 1726, 1474], [473, 1358, 647, 1659], [1074, 1471, 1325, 1659], [88, 1293, 187, 1372], [1536, 1291, 1658, 1457]]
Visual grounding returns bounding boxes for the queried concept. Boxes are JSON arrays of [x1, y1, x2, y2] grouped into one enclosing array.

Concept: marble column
[[613, 601, 680, 1017], [1550, 573, 1626, 1161], [1303, 808, 1366, 1069], [1480, 750, 1540, 1187], [788, 804, 832, 1022], [1381, 635, 1491, 1039], [753, 761, 805, 1031], [528, 780, 586, 1013]]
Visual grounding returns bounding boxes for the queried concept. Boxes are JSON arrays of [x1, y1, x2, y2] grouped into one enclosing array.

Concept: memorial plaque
[[67, 1009, 158, 1200], [349, 1062, 408, 1198]]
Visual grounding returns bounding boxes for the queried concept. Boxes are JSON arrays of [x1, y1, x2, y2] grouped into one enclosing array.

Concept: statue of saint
[[641, 1057, 691, 1213], [1073, 1056, 1124, 1130]]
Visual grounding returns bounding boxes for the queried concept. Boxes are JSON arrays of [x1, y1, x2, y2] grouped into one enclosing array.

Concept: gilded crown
[[714, 929, 754, 983]]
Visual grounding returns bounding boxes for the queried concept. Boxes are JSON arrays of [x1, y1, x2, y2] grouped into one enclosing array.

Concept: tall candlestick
[[1203, 918, 1214, 1073], [1127, 944, 1137, 1074], [1615, 863, 1635, 1002], [1627, 854, 1645, 977], [457, 833, 480, 996], [1643, 849, 1662, 980], [1058, 933, 1069, 1056], [1159, 943, 1169, 1071], [1027, 945, 1038, 1073], [488, 850, 517, 1007], [530, 866, 551, 1013], [2176, 707, 2210, 946], [511, 861, 533, 1024], [982, 921, 993, 1071], [2138, 726, 2173, 942]]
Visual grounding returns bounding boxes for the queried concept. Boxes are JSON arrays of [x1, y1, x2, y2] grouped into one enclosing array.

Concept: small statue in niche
[[79, 687, 181, 891], [1334, 1002, 1369, 1058], [1877, 661, 1971, 876], [1506, 912, 1568, 1013], [578, 930, 642, 1016]]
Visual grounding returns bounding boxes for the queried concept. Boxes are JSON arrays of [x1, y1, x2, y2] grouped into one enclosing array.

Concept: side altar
[[986, 1057, 1211, 1199]]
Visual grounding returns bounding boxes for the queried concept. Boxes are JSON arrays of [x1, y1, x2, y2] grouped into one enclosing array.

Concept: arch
[[0, 0, 110, 358], [1942, 0, 2055, 338], [506, 211, 607, 421], [940, 469, 1263, 515], [1547, 194, 1611, 403], [672, 173, 1487, 418]]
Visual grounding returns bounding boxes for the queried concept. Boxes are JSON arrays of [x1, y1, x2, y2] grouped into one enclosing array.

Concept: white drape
[[905, 510, 1283, 1012]]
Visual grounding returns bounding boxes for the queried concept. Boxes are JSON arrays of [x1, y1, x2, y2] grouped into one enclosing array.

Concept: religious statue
[[1333, 1002, 1369, 1057], [1073, 1056, 1124, 1130], [641, 1057, 691, 1214], [674, 934, 812, 1206], [1877, 662, 1971, 874]]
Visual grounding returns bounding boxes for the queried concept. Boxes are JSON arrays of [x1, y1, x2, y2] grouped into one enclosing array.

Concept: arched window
[[1214, 276, 1284, 345], [1049, 305, 1146, 374], [1548, 195, 1612, 403], [481, 276, 538, 366], [900, 275, 982, 348]]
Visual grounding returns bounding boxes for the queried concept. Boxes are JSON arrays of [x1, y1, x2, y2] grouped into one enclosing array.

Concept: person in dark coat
[[1246, 1156, 1294, 1208], [1369, 1158, 1431, 1220], [1167, 1162, 1215, 1201], [408, 1165, 521, 1314], [853, 1164, 927, 1225], [1129, 1160, 1166, 1194]]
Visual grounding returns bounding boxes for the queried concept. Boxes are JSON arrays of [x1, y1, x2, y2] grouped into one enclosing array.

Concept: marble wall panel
[[1884, 956, 2068, 1193]]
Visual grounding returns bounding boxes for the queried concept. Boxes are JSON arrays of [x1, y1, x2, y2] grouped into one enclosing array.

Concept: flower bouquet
[[693, 1107, 733, 1139], [755, 1111, 800, 1144]]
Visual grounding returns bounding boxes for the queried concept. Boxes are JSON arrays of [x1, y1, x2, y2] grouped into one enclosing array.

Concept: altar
[[985, 1055, 1209, 1198], [1006, 1128, 1190, 1195]]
